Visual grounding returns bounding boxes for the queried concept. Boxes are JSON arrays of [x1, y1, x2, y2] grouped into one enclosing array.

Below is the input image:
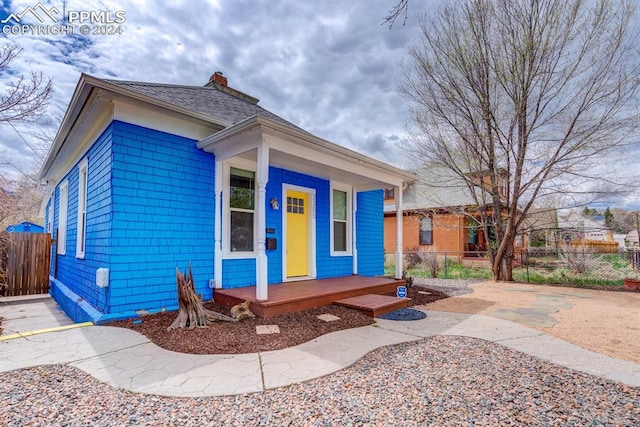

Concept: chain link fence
[[385, 248, 640, 286]]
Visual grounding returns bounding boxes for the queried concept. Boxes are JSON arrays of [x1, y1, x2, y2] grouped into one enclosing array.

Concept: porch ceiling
[[197, 115, 416, 190]]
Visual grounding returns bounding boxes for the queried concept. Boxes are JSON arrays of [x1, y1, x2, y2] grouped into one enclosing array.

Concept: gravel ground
[[2, 336, 638, 426], [413, 277, 480, 297]]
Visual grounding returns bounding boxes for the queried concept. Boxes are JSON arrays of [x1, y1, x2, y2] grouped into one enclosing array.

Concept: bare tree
[[401, 0, 640, 281], [0, 44, 52, 123]]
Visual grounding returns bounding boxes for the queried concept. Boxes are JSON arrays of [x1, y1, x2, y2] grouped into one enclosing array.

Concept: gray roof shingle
[[103, 79, 300, 129]]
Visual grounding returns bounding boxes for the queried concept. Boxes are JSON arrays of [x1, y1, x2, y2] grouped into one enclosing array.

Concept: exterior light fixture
[[270, 197, 279, 210]]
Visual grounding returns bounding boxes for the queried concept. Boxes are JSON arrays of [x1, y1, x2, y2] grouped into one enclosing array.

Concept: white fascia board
[[112, 97, 221, 141], [43, 95, 113, 184], [198, 115, 417, 186], [39, 76, 96, 181], [265, 133, 405, 187], [197, 123, 262, 161], [40, 73, 229, 182]]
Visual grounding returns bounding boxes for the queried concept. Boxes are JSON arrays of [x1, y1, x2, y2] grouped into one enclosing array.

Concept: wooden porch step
[[333, 294, 410, 317]]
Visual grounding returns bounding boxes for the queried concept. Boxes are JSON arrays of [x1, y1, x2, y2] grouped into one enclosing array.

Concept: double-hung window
[[229, 167, 255, 252], [331, 184, 351, 255], [419, 216, 433, 245], [76, 159, 88, 258], [57, 181, 68, 255]]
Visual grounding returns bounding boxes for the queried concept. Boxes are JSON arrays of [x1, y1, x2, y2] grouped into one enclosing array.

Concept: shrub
[[560, 248, 600, 274]]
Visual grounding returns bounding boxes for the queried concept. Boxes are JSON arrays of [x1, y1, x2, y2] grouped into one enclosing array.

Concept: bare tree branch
[[0, 44, 52, 123], [383, 0, 409, 28]]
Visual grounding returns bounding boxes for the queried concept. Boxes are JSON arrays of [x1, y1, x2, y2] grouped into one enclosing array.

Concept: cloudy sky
[[0, 0, 432, 177], [0, 0, 638, 210]]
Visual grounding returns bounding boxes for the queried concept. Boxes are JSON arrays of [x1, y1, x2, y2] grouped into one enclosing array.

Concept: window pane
[[333, 190, 347, 221], [230, 168, 255, 209], [419, 217, 433, 245], [333, 221, 347, 252], [231, 211, 254, 252]]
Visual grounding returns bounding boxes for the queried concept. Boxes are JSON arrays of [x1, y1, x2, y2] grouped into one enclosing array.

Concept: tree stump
[[167, 265, 236, 330]]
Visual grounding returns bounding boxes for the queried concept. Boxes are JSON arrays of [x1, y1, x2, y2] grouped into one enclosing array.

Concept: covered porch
[[214, 275, 405, 318], [197, 115, 416, 304]]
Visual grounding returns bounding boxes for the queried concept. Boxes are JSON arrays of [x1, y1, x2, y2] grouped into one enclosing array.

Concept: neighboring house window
[[419, 216, 433, 245], [57, 181, 68, 255], [331, 183, 351, 254], [468, 224, 477, 244], [76, 159, 88, 259], [229, 167, 255, 252], [384, 188, 395, 200]]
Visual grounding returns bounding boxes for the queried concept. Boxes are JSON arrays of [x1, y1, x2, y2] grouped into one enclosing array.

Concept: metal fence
[[386, 248, 640, 286], [521, 248, 640, 286]]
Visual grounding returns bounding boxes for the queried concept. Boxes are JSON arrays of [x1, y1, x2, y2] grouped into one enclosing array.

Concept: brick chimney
[[210, 71, 227, 87], [204, 71, 259, 104]]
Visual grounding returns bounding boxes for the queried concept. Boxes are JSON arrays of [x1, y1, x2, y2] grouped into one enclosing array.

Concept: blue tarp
[[5, 221, 45, 233]]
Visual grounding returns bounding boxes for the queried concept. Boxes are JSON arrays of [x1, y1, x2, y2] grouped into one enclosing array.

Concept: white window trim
[[76, 158, 88, 259], [330, 181, 352, 257], [47, 198, 53, 234], [223, 159, 258, 258], [57, 180, 68, 255]]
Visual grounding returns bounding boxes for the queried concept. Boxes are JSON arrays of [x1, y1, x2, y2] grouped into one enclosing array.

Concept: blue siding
[[357, 190, 384, 276], [108, 121, 215, 313], [221, 258, 257, 288], [52, 124, 113, 313]]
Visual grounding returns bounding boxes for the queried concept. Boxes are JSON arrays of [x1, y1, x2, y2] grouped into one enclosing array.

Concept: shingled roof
[[103, 78, 300, 130]]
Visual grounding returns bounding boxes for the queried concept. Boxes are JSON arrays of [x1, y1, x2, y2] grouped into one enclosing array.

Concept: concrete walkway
[[1, 304, 638, 397], [0, 295, 75, 337]]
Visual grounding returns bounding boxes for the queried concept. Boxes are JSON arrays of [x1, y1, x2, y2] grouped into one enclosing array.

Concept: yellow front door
[[286, 190, 309, 277]]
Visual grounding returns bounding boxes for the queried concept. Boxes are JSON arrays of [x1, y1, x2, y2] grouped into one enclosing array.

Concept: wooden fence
[[568, 239, 619, 253], [0, 232, 53, 297]]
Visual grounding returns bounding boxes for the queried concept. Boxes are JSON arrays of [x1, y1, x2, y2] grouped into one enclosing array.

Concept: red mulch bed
[[106, 287, 449, 355]]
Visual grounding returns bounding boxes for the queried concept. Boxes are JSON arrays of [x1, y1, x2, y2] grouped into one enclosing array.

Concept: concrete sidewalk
[[1, 308, 638, 397], [0, 295, 76, 338]]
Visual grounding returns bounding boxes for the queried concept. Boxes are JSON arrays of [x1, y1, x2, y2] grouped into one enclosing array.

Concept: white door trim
[[282, 184, 316, 282]]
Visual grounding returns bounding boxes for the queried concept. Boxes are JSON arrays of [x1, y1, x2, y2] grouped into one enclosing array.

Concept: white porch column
[[352, 187, 358, 275], [395, 184, 404, 279], [256, 144, 269, 301], [214, 159, 223, 289]]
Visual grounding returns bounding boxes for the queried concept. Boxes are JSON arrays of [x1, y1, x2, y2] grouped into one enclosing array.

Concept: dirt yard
[[424, 281, 640, 364]]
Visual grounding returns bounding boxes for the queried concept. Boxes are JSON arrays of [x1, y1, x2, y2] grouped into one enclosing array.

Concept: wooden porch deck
[[213, 275, 406, 318]]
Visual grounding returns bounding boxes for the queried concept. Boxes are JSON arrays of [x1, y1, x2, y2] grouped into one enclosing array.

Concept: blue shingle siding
[[356, 190, 384, 276], [109, 121, 215, 313], [52, 124, 113, 312], [221, 258, 257, 288]]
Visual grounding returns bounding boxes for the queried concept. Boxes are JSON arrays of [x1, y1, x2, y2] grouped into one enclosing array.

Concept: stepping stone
[[256, 325, 280, 335], [317, 314, 341, 322]]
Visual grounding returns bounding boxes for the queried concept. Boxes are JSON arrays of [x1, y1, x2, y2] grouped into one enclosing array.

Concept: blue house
[[39, 72, 414, 323]]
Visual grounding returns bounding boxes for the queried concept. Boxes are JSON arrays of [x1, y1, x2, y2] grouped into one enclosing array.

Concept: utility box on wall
[[96, 268, 109, 288]]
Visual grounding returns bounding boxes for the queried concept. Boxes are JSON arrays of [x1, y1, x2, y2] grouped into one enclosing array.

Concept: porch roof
[[197, 115, 417, 189]]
